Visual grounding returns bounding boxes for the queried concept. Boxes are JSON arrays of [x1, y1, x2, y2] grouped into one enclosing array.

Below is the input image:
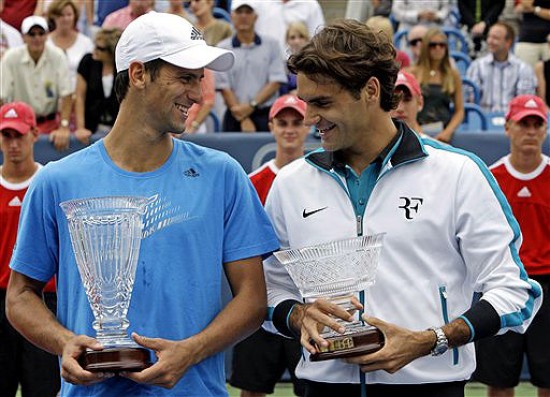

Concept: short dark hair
[[114, 59, 167, 103], [288, 19, 400, 111], [492, 21, 516, 43]]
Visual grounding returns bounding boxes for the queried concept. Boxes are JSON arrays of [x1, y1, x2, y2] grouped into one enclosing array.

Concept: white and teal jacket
[[263, 120, 542, 385]]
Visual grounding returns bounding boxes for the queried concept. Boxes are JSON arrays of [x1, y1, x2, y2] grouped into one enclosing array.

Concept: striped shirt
[[467, 53, 537, 113]]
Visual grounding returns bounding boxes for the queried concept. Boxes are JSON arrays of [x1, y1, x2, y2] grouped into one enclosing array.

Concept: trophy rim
[[60, 196, 150, 218], [273, 233, 386, 264]]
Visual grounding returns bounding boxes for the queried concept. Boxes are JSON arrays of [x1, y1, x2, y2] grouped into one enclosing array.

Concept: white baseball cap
[[115, 12, 234, 72], [21, 16, 49, 35], [231, 0, 257, 11]]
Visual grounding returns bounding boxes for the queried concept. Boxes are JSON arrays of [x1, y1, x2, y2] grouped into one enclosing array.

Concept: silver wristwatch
[[429, 327, 449, 356]]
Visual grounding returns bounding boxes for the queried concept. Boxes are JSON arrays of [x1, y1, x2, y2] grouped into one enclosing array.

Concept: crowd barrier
[[3, 131, 546, 380], [10, 131, 548, 172]]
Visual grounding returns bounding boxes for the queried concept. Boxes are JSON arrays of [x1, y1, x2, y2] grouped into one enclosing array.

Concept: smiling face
[[269, 108, 310, 152], [24, 26, 47, 55], [506, 116, 548, 156], [297, 73, 371, 153], [142, 62, 203, 134]]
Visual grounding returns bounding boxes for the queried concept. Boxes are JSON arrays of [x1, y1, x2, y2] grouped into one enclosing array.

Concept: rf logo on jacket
[[399, 197, 424, 220]]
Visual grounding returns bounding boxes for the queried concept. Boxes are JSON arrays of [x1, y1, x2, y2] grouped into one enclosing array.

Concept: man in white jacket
[[263, 19, 542, 397]]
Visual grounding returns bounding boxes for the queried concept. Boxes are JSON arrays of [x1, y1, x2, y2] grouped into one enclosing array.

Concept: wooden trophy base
[[79, 347, 150, 372], [310, 327, 384, 361]]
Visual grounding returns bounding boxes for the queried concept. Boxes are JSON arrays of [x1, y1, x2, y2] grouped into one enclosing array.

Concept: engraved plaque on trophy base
[[310, 327, 384, 361], [79, 347, 150, 372]]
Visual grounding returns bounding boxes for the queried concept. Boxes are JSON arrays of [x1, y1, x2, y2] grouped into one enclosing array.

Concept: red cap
[[0, 102, 37, 135], [506, 95, 548, 123], [395, 71, 422, 97], [269, 95, 307, 120]]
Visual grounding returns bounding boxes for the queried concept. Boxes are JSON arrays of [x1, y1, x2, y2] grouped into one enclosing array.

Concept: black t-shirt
[[77, 53, 119, 133], [519, 0, 550, 43]]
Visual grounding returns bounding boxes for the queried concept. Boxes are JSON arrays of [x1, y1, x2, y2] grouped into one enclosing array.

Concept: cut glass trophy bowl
[[274, 233, 385, 361], [60, 196, 150, 372]]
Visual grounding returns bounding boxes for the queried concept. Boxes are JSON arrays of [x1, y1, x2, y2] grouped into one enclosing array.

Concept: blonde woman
[[408, 28, 464, 143]]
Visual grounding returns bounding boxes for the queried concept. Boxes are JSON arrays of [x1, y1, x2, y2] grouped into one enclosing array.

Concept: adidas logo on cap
[[4, 108, 19, 118], [524, 99, 538, 109]]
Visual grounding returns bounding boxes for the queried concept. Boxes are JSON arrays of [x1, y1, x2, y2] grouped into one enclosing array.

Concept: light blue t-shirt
[[10, 138, 279, 396]]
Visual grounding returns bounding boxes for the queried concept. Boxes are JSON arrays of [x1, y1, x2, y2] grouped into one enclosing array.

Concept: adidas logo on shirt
[[517, 186, 531, 198], [8, 196, 23, 206]]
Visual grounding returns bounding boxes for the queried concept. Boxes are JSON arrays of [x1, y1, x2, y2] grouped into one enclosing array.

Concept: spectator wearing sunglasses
[[74, 28, 122, 144], [407, 28, 464, 143], [0, 15, 73, 151], [405, 24, 428, 65]]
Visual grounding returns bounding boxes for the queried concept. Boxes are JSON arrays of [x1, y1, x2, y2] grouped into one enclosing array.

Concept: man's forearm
[[7, 283, 74, 356]]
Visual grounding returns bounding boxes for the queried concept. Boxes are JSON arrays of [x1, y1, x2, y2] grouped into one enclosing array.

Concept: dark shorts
[[0, 290, 60, 397], [229, 327, 305, 396], [303, 380, 466, 397], [474, 275, 550, 388]]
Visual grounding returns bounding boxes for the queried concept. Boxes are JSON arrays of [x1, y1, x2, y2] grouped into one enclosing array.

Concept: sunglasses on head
[[408, 38, 422, 46], [429, 42, 447, 49], [27, 31, 46, 37]]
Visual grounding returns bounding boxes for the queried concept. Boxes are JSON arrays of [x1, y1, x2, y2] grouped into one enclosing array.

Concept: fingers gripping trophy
[[274, 234, 386, 361], [60, 196, 150, 372]]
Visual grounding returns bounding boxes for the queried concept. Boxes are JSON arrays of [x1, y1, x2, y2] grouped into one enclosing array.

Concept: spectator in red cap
[[0, 101, 59, 397], [474, 94, 550, 397], [230, 93, 309, 397], [390, 71, 424, 135]]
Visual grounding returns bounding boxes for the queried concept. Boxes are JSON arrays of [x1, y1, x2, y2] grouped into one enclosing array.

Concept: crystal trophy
[[274, 233, 385, 361], [60, 196, 150, 372]]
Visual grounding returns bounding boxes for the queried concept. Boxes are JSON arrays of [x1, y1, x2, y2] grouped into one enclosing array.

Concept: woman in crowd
[[408, 28, 464, 143], [280, 21, 310, 95], [74, 28, 121, 144], [46, 0, 93, 91]]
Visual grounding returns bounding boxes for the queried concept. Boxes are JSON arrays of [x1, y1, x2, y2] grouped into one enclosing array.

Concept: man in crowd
[[0, 101, 59, 397], [467, 21, 537, 113], [474, 94, 550, 397], [6, 12, 279, 396], [263, 19, 542, 397], [217, 0, 287, 132], [0, 15, 72, 151], [231, 94, 310, 397]]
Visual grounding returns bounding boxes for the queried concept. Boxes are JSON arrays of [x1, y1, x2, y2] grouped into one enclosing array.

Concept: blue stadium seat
[[451, 51, 471, 76], [462, 77, 480, 105], [457, 103, 488, 132], [213, 6, 231, 22], [443, 27, 469, 55], [206, 110, 221, 133], [393, 29, 408, 49]]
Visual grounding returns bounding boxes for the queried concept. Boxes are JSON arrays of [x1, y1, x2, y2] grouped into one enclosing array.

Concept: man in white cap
[[474, 94, 550, 397], [0, 15, 73, 151], [6, 12, 279, 396], [0, 101, 59, 397]]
